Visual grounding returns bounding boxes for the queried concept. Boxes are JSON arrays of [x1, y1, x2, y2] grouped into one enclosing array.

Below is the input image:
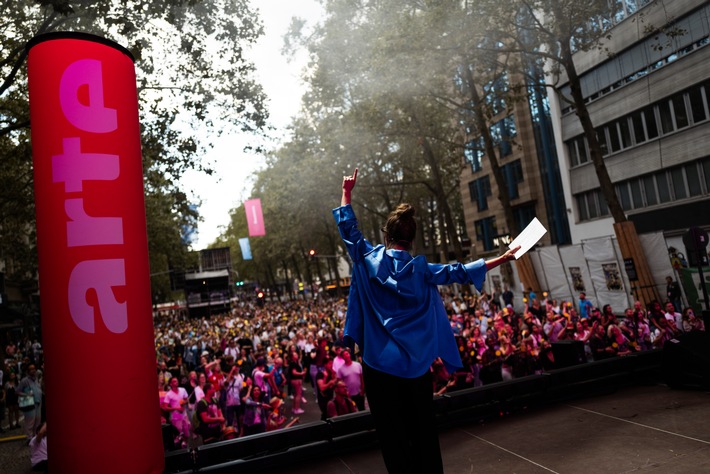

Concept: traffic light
[[309, 249, 316, 257], [256, 290, 265, 307], [235, 280, 244, 286]]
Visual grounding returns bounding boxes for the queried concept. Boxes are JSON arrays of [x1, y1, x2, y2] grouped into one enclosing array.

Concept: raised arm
[[341, 168, 358, 206]]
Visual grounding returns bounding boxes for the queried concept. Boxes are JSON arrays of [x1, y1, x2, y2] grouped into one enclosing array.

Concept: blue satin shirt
[[333, 204, 488, 378]]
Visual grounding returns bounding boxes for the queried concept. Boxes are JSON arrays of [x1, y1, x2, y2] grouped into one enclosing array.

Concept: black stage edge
[[165, 349, 666, 474]]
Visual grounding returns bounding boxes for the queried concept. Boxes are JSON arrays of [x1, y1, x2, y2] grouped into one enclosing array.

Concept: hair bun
[[395, 203, 415, 219]]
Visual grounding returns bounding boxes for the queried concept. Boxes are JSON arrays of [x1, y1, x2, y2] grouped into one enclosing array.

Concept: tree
[[1, 0, 269, 303], [284, 0, 477, 262], [477, 0, 668, 305]]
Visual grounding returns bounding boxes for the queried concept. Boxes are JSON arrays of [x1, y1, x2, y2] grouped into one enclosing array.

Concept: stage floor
[[267, 383, 710, 474], [1, 383, 708, 473]]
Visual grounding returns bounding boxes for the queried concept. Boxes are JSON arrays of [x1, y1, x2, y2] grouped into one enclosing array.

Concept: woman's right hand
[[342, 168, 358, 193], [341, 168, 358, 206]]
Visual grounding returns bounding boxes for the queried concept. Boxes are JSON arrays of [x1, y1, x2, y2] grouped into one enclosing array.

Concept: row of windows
[[575, 0, 651, 52], [576, 157, 710, 222], [568, 80, 710, 167], [467, 160, 524, 212], [464, 115, 518, 172]]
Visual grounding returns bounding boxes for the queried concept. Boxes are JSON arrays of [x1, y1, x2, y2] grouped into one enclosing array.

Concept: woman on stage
[[333, 168, 519, 473]]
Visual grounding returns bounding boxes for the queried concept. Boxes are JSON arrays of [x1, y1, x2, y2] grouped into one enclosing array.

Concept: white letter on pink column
[[59, 59, 117, 133], [68, 259, 128, 334], [65, 199, 124, 247], [52, 138, 119, 192]]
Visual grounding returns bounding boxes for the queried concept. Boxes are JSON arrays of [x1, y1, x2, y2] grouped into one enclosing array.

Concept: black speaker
[[551, 340, 586, 368], [161, 423, 178, 451], [663, 331, 710, 390]]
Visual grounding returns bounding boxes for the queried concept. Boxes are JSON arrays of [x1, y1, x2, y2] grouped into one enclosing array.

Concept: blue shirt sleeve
[[426, 259, 487, 292], [333, 204, 375, 262]]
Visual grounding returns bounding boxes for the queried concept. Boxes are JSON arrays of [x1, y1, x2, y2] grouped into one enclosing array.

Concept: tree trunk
[[410, 112, 464, 261], [466, 67, 543, 295], [466, 66, 519, 236], [559, 37, 659, 307], [614, 221, 661, 308], [560, 43, 626, 223]]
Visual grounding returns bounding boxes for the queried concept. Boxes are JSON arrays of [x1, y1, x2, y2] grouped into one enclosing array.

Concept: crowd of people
[[154, 297, 363, 447], [0, 339, 47, 472], [153, 285, 705, 448], [0, 285, 705, 455]]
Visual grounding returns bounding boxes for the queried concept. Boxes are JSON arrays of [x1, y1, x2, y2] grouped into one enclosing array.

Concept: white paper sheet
[[508, 217, 547, 259]]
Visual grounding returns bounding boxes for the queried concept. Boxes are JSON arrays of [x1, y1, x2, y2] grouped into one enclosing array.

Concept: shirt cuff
[[333, 204, 355, 224], [463, 259, 487, 292]]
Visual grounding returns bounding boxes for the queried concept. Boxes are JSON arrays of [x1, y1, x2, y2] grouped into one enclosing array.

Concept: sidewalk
[[0, 421, 30, 474]]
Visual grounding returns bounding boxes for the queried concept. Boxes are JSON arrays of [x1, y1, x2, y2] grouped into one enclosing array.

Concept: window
[[703, 158, 710, 194], [631, 110, 646, 143], [656, 173, 671, 203], [483, 74, 508, 116], [464, 138, 484, 173], [644, 107, 659, 139], [617, 183, 631, 210], [630, 179, 643, 208], [689, 87, 707, 124], [496, 115, 517, 157], [577, 194, 589, 221], [575, 190, 610, 222], [612, 0, 625, 23], [671, 168, 687, 200], [474, 216, 497, 252], [469, 176, 492, 211], [502, 160, 524, 199], [672, 94, 689, 129], [596, 128, 609, 156], [642, 175, 657, 206], [598, 193, 609, 216], [586, 193, 599, 219], [568, 139, 580, 167], [608, 125, 621, 152], [619, 118, 633, 148], [686, 163, 702, 197], [658, 100, 674, 134], [568, 136, 588, 166], [624, 0, 638, 15], [513, 205, 536, 236]]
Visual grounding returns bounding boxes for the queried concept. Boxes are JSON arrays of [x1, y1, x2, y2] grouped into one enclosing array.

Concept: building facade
[[551, 0, 710, 244], [459, 68, 571, 259]]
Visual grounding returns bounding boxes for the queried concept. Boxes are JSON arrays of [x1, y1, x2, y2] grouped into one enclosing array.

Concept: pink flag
[[245, 198, 266, 236]]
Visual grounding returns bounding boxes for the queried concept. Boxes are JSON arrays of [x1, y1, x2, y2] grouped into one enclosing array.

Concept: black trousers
[[363, 364, 443, 474]]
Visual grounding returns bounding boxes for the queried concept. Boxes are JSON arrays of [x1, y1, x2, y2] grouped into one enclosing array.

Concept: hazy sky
[[184, 0, 323, 249]]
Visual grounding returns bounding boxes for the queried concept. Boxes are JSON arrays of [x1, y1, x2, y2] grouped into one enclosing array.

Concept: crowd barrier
[[165, 349, 664, 473]]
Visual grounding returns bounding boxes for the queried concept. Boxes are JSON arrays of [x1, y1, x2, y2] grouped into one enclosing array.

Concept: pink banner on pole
[[245, 198, 266, 236], [27, 32, 163, 473]]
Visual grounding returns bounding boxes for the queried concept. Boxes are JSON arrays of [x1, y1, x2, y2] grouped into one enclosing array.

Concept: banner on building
[[244, 198, 266, 236]]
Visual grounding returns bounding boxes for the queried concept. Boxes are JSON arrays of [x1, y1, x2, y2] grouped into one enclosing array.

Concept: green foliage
[[0, 0, 268, 303], [237, 0, 485, 269]]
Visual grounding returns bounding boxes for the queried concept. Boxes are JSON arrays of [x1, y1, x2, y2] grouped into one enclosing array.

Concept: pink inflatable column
[[27, 32, 164, 473]]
